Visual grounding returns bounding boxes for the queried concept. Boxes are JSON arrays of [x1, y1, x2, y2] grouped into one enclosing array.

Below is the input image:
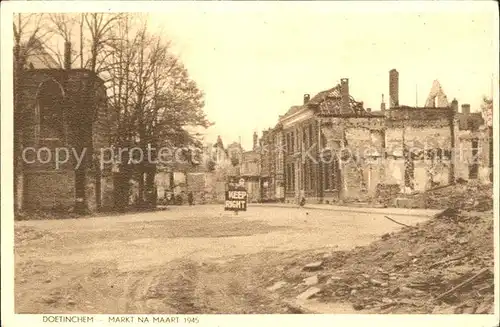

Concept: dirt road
[[15, 205, 431, 314]]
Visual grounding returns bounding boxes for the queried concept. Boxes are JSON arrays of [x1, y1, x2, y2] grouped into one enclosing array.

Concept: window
[[303, 128, 307, 150], [469, 139, 479, 179], [287, 133, 292, 154], [304, 161, 308, 191], [37, 79, 65, 142], [323, 154, 339, 191], [311, 163, 316, 191], [324, 162, 331, 190], [309, 124, 314, 147], [286, 164, 292, 190], [436, 148, 443, 160]]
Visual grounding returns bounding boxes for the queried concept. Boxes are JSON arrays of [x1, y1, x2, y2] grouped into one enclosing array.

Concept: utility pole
[[415, 84, 418, 107]]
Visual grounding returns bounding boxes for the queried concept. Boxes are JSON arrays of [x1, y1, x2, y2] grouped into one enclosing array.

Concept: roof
[[309, 84, 367, 116], [282, 105, 303, 118], [424, 80, 450, 108], [280, 83, 368, 120]]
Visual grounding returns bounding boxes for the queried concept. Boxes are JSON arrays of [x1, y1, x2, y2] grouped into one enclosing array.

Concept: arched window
[[36, 79, 65, 142]]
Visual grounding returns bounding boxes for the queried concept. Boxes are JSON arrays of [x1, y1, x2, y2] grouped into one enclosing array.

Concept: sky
[[6, 2, 498, 150], [145, 2, 497, 150]]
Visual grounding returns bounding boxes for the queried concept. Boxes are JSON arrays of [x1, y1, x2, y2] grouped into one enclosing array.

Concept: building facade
[[261, 69, 492, 205], [15, 68, 113, 212]]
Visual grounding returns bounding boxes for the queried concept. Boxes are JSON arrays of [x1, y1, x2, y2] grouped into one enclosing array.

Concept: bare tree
[[98, 15, 211, 208], [15, 12, 211, 212]]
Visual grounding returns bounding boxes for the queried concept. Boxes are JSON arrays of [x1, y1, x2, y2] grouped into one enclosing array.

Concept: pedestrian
[[299, 189, 306, 208], [188, 191, 194, 206]]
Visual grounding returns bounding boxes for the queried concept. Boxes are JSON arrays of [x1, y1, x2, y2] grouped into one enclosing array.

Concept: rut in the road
[[121, 256, 288, 314], [123, 259, 201, 313]]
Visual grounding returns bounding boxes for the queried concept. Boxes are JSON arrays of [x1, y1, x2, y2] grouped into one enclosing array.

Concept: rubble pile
[[414, 181, 493, 212], [271, 210, 494, 314], [373, 181, 493, 211], [375, 184, 401, 207]]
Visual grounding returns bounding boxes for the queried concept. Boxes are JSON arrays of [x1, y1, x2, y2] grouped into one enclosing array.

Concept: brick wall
[[18, 69, 112, 212], [23, 171, 75, 210], [384, 114, 454, 191]]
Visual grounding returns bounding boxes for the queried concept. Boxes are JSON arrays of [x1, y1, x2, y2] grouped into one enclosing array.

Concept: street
[[15, 205, 431, 314]]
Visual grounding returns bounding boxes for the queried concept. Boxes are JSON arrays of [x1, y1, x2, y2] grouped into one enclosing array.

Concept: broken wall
[[384, 114, 454, 192], [321, 117, 385, 201]]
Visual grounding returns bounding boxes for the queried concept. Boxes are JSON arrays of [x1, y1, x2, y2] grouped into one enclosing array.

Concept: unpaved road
[[15, 205, 431, 314]]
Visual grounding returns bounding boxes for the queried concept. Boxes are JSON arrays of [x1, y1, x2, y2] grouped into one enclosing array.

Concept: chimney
[[64, 41, 72, 70], [461, 104, 471, 115], [389, 69, 399, 108], [340, 78, 350, 114], [303, 94, 310, 105], [451, 98, 458, 112], [380, 94, 386, 112], [253, 132, 258, 150]]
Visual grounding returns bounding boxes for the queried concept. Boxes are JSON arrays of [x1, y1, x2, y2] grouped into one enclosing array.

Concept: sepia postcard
[[1, 1, 499, 327]]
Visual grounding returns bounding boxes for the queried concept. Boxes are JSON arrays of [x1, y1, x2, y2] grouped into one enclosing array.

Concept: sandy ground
[[15, 205, 430, 314]]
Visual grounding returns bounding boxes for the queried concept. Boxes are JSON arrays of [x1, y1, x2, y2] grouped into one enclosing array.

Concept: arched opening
[[36, 79, 65, 142]]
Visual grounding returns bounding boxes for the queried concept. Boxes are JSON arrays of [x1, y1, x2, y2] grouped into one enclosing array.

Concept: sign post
[[225, 178, 247, 214]]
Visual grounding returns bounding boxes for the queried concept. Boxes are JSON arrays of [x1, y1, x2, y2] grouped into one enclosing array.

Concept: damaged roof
[[279, 81, 370, 122]]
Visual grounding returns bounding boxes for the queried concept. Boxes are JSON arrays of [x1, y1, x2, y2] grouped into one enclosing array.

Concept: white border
[[1, 2, 499, 327]]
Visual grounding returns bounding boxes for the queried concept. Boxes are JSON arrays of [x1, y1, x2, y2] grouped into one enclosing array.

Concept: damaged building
[[14, 43, 114, 212], [265, 69, 492, 204]]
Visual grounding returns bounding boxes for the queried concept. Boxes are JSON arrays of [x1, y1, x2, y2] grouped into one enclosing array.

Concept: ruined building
[[14, 42, 115, 213], [261, 69, 492, 204]]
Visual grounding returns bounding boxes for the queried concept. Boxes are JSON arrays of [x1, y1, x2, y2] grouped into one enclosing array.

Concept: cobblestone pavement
[[15, 205, 430, 314]]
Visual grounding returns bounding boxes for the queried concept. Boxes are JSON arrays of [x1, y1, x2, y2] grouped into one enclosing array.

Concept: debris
[[303, 261, 323, 272], [277, 187, 493, 314], [461, 306, 476, 314], [475, 296, 494, 314], [296, 287, 321, 300], [432, 304, 456, 314], [283, 300, 316, 314], [477, 283, 494, 294], [435, 268, 491, 302], [352, 303, 364, 311], [383, 215, 414, 228], [303, 275, 319, 286], [267, 281, 287, 292], [428, 253, 469, 269], [434, 208, 458, 219], [398, 286, 424, 297], [380, 301, 397, 310], [327, 276, 343, 283], [41, 295, 57, 304]]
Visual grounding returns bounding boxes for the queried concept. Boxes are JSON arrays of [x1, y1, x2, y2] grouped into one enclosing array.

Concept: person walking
[[188, 191, 194, 206]]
